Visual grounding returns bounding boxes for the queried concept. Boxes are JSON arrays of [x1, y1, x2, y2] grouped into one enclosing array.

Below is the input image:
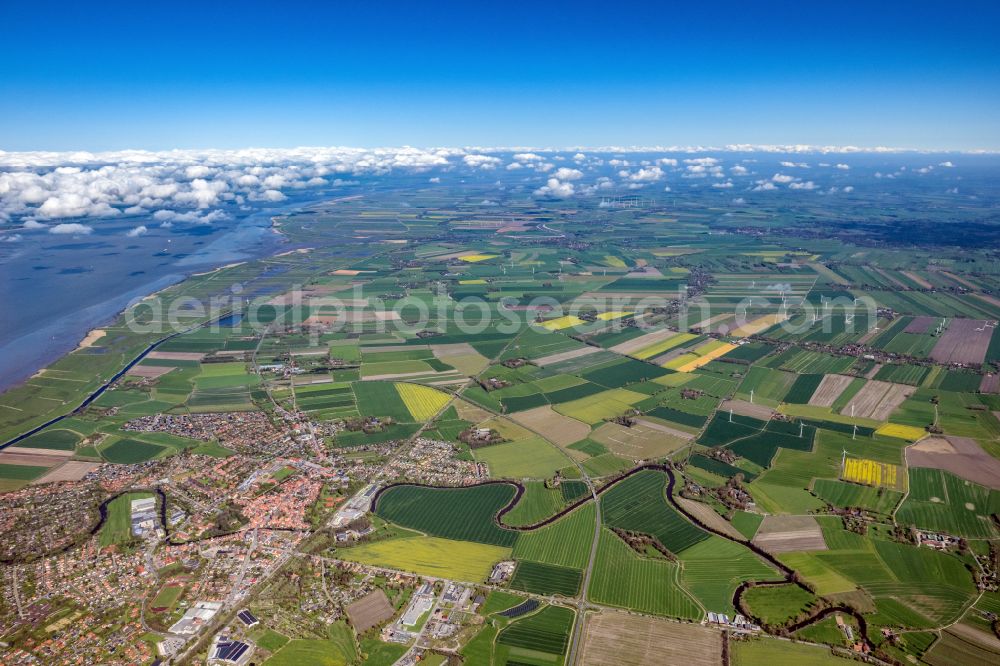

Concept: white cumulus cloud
[[534, 178, 575, 198], [49, 222, 93, 235], [463, 154, 502, 169], [553, 167, 584, 181]]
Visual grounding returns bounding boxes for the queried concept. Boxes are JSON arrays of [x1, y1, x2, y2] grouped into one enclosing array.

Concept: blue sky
[[1, 1, 998, 151]]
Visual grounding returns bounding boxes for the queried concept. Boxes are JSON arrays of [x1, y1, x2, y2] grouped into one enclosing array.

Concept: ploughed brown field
[[840, 381, 912, 421], [929, 318, 993, 365], [906, 436, 1000, 490], [534, 345, 602, 367], [510, 405, 592, 447], [753, 515, 827, 553], [904, 315, 936, 334], [33, 461, 103, 484], [720, 398, 775, 420], [345, 589, 394, 634], [676, 497, 746, 541], [807, 374, 853, 407], [580, 611, 722, 666]]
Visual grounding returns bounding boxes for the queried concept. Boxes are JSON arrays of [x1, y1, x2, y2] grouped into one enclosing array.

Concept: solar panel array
[[236, 610, 258, 626], [214, 640, 249, 663], [499, 598, 539, 618]]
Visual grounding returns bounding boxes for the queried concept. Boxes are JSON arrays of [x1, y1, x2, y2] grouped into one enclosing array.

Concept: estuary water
[[0, 202, 305, 394]]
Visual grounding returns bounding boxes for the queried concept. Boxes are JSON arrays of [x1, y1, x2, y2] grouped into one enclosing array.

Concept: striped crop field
[[601, 469, 709, 554], [374, 483, 519, 547], [669, 341, 738, 372], [633, 332, 697, 360], [588, 528, 701, 619], [394, 383, 451, 421], [842, 457, 904, 490], [497, 604, 575, 657]]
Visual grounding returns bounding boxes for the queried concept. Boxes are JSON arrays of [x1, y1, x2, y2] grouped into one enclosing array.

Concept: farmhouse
[[490, 561, 516, 583]]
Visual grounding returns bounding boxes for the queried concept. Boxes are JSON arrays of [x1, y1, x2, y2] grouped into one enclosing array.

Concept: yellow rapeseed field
[[458, 253, 498, 263], [842, 457, 899, 489], [730, 313, 788, 338], [875, 423, 926, 441], [537, 315, 585, 331], [671, 342, 738, 372], [395, 383, 451, 421], [596, 311, 633, 321]]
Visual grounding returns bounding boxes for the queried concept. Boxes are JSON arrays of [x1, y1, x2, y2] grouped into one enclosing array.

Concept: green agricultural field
[[679, 536, 779, 613], [503, 481, 567, 526], [264, 623, 356, 666], [512, 503, 596, 570], [897, 468, 1000, 538], [783, 374, 825, 404], [689, 454, 758, 482], [812, 478, 902, 515], [731, 638, 846, 665], [741, 584, 818, 625], [0, 463, 49, 482], [474, 437, 571, 479], [509, 560, 582, 597], [779, 520, 978, 627], [553, 388, 647, 424], [480, 590, 527, 616], [461, 624, 498, 665], [251, 628, 290, 652], [100, 438, 167, 463], [352, 381, 414, 422], [731, 511, 763, 540], [736, 366, 797, 405], [698, 413, 767, 447], [16, 428, 81, 450], [601, 469, 709, 554], [375, 483, 519, 546], [358, 639, 406, 666], [581, 453, 633, 477], [497, 604, 575, 660], [588, 528, 701, 619]]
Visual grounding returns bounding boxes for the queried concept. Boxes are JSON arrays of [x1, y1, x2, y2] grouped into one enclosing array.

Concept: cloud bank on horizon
[[0, 144, 969, 233]]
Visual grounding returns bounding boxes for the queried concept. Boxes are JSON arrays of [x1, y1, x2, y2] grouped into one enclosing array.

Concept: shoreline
[[0, 202, 306, 399]]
